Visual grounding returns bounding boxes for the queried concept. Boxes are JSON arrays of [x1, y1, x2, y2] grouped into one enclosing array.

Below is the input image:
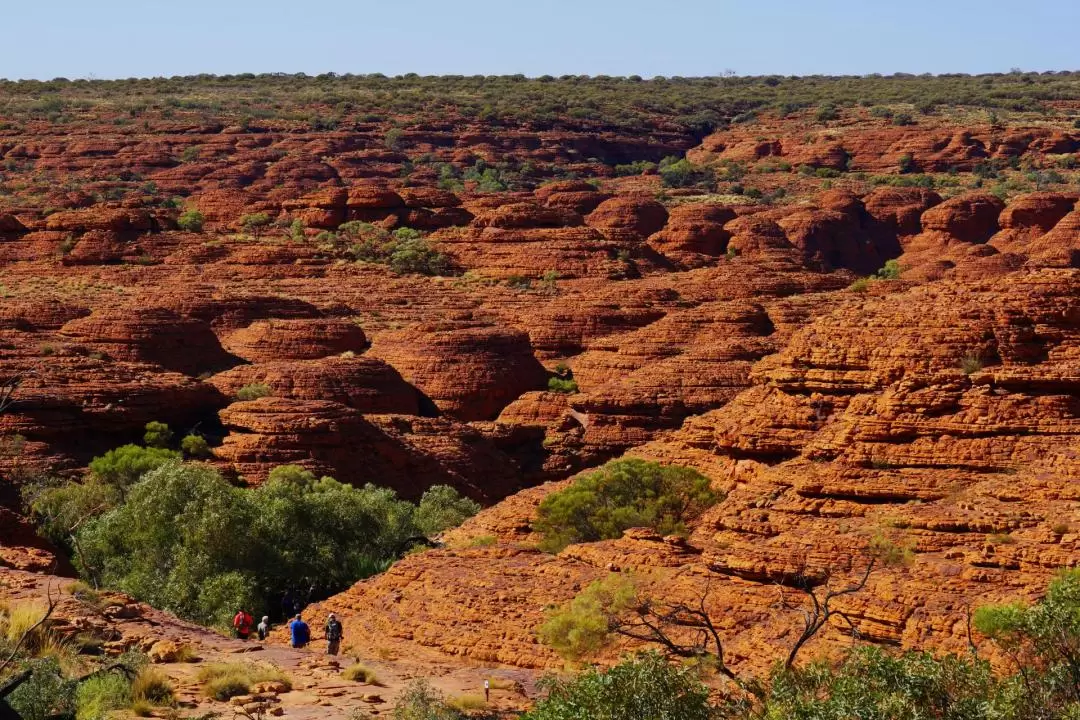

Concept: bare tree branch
[[780, 556, 877, 670], [606, 577, 738, 681]]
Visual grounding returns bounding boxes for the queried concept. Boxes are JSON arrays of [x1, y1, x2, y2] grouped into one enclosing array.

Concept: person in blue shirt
[[289, 614, 310, 649]]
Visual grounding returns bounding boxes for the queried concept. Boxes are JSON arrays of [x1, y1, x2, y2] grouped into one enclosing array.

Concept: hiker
[[289, 613, 310, 649], [280, 591, 295, 621], [257, 615, 270, 641], [233, 608, 254, 640], [484, 678, 490, 703], [324, 612, 343, 655]]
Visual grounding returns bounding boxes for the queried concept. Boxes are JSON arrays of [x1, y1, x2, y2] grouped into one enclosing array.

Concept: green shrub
[[414, 485, 481, 537], [7, 657, 76, 720], [898, 153, 916, 173], [524, 651, 713, 720], [351, 225, 453, 276], [535, 459, 719, 553], [180, 434, 211, 458], [848, 277, 871, 293], [388, 680, 464, 720], [547, 377, 579, 393], [143, 421, 173, 449], [539, 574, 635, 660], [873, 259, 902, 279], [658, 156, 713, 188], [177, 210, 204, 232], [613, 160, 658, 176], [384, 128, 404, 151], [815, 104, 840, 122], [741, 645, 996, 720], [893, 112, 916, 126], [236, 383, 272, 401], [75, 670, 131, 720], [240, 212, 273, 238]]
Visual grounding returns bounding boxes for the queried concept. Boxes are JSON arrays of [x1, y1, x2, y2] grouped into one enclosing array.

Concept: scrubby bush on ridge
[[535, 458, 720, 553]]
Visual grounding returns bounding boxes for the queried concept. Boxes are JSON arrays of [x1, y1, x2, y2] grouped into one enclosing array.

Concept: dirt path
[[0, 569, 540, 718]]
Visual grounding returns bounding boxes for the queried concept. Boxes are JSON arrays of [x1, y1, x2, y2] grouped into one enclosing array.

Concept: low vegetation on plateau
[[3, 72, 1078, 132]]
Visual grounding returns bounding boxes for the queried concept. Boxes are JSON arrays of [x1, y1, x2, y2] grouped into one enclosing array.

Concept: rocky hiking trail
[[0, 568, 538, 718]]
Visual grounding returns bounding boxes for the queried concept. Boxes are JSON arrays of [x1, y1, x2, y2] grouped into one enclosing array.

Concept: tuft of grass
[[467, 535, 497, 548], [2, 602, 51, 654], [848, 277, 871, 293], [132, 667, 175, 706], [1051, 523, 1070, 535], [198, 662, 292, 701], [129, 699, 154, 717], [448, 694, 488, 711], [173, 643, 200, 663], [342, 663, 381, 685], [236, 383, 272, 401], [988, 533, 1016, 545], [960, 354, 984, 375]]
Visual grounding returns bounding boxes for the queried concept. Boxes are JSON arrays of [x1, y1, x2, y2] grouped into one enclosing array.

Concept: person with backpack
[[289, 614, 310, 649], [233, 608, 254, 640], [324, 613, 343, 655], [257, 616, 270, 641]]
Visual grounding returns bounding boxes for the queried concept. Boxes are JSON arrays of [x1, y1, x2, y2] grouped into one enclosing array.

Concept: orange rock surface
[[2, 101, 1079, 681]]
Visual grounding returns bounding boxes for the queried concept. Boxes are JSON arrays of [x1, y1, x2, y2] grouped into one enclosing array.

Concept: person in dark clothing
[[289, 614, 310, 649], [280, 591, 295, 621], [233, 609, 254, 640], [324, 613, 343, 655]]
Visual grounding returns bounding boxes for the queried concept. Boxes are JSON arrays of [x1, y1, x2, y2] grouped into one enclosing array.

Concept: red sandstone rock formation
[[221, 318, 369, 362], [368, 324, 548, 421]]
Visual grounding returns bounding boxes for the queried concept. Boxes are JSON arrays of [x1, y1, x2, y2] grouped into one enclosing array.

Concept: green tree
[[142, 422, 173, 449], [524, 652, 714, 720], [176, 210, 204, 232], [414, 485, 480, 537], [974, 569, 1080, 717], [180, 434, 211, 458], [89, 444, 180, 489], [535, 459, 719, 553], [240, 212, 273, 238], [737, 646, 998, 720], [73, 462, 441, 627]]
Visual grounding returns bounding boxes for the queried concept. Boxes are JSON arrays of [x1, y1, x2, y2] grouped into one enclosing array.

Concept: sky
[[2, 0, 1078, 80]]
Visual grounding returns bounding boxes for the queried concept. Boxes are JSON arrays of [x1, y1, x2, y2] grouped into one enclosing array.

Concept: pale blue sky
[[2, 0, 1078, 80]]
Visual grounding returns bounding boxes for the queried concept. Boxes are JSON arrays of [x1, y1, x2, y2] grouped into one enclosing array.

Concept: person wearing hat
[[324, 612, 344, 655]]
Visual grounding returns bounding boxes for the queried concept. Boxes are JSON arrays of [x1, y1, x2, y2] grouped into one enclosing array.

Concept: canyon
[[1, 75, 1079, 714]]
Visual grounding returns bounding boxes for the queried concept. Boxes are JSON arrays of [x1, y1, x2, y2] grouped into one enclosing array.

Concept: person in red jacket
[[233, 608, 254, 640]]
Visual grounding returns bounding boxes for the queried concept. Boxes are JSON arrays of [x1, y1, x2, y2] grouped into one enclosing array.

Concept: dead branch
[[608, 578, 738, 681], [779, 556, 876, 670]]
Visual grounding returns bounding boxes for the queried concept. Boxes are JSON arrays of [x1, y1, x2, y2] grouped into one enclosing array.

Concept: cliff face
[[1, 103, 1078, 677]]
